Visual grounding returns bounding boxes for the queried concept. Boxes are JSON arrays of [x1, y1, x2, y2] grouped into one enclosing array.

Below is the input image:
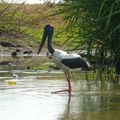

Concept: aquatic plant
[[59, 0, 120, 80]]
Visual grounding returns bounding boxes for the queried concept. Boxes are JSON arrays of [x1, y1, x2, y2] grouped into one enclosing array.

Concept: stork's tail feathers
[[83, 58, 93, 70]]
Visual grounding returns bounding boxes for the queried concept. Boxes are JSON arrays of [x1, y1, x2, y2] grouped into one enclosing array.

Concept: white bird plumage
[[51, 49, 86, 71]]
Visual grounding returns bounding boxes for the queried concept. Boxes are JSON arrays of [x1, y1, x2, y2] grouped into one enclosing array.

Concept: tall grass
[[59, 0, 120, 79]]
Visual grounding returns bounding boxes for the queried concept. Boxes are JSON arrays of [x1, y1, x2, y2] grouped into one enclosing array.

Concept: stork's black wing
[[61, 57, 89, 69]]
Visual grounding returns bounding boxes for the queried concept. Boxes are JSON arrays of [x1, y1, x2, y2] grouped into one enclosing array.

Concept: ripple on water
[[0, 72, 120, 120]]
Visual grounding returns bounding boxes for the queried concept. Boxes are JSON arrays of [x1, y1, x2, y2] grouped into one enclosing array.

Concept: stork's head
[[37, 24, 54, 54], [44, 24, 54, 36]]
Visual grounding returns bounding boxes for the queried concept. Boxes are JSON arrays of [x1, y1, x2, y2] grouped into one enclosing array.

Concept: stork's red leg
[[65, 71, 72, 94], [51, 71, 72, 95]]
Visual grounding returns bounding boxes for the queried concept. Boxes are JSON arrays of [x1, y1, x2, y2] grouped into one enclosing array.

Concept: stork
[[37, 24, 91, 94]]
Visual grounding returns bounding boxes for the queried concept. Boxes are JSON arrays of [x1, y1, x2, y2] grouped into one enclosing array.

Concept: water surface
[[0, 54, 120, 120], [0, 72, 120, 120]]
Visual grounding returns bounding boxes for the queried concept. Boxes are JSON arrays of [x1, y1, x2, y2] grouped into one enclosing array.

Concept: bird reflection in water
[[60, 95, 71, 120]]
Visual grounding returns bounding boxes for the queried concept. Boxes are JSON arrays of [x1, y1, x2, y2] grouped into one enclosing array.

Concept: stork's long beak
[[37, 30, 47, 54]]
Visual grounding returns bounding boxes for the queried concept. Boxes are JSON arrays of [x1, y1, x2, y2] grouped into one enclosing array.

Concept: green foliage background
[[59, 0, 120, 75], [0, 2, 66, 48]]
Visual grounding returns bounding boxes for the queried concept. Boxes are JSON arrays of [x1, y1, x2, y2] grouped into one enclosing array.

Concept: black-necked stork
[[37, 24, 91, 94]]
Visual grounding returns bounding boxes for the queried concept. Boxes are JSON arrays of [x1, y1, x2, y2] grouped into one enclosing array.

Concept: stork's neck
[[48, 35, 54, 54]]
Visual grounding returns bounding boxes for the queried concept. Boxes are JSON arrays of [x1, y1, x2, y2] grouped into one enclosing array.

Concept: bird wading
[[37, 24, 92, 95]]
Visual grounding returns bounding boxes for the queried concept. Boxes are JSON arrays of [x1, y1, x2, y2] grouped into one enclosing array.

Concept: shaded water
[[0, 55, 120, 120]]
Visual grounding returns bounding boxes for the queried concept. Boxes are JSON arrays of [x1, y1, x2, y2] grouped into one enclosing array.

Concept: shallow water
[[0, 55, 120, 120], [0, 71, 120, 120]]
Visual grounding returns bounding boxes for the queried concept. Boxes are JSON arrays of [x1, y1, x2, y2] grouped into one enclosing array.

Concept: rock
[[11, 51, 17, 57], [0, 42, 15, 47], [27, 66, 30, 69], [16, 49, 21, 52], [23, 50, 33, 54], [0, 61, 12, 65]]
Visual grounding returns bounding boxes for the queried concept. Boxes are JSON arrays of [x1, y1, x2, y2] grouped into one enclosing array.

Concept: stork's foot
[[51, 89, 72, 94]]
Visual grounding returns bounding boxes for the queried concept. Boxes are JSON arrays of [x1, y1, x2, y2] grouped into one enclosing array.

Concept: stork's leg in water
[[65, 71, 72, 93], [51, 71, 72, 94]]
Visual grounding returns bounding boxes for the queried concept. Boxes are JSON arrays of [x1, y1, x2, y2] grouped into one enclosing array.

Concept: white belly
[[52, 56, 69, 72]]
